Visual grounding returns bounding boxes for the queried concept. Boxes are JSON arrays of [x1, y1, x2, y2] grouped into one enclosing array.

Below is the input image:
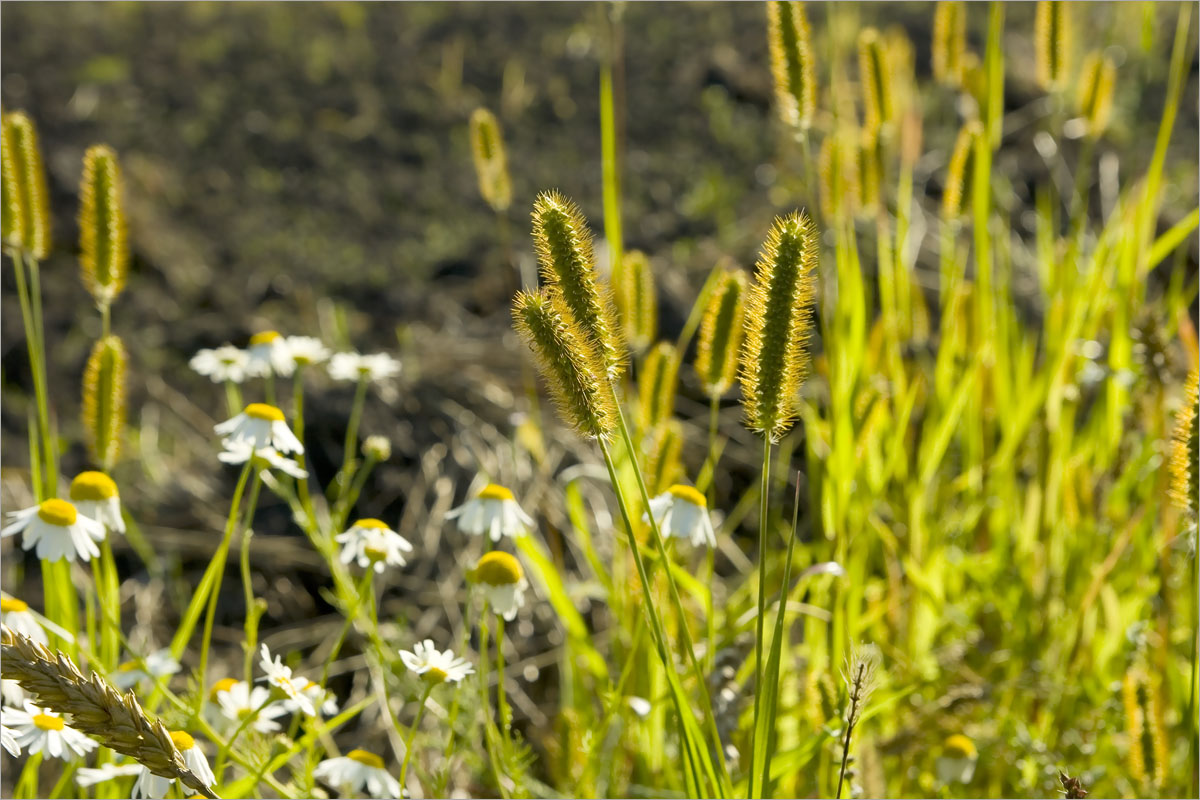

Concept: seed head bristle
[[612, 249, 657, 355], [1168, 368, 1199, 513], [531, 190, 624, 378], [1035, 0, 1071, 91], [512, 289, 616, 439], [766, 1, 817, 131], [819, 130, 860, 224], [739, 211, 819, 441], [646, 419, 683, 495], [1077, 51, 1116, 139], [79, 145, 129, 307], [638, 342, 679, 431], [469, 108, 512, 213], [857, 128, 883, 216], [885, 26, 916, 122], [1, 117, 24, 251], [932, 1, 967, 86], [4, 112, 52, 259], [82, 335, 128, 470], [943, 120, 982, 221], [858, 28, 893, 136], [1122, 667, 1147, 786], [695, 268, 748, 397]]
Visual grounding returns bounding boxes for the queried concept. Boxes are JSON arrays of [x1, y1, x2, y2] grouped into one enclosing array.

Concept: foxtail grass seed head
[[646, 420, 683, 495], [695, 268, 748, 397], [932, 1, 967, 86], [858, 28, 893, 136], [943, 120, 982, 222], [767, 1, 817, 131], [885, 26, 916, 121], [612, 249, 657, 355], [512, 289, 616, 439], [1122, 667, 1147, 786], [857, 128, 883, 216], [1168, 368, 1199, 513], [78, 145, 129, 307], [1077, 51, 1116, 138], [3, 112, 52, 259], [638, 342, 679, 431], [819, 130, 860, 224], [82, 335, 128, 470], [531, 190, 623, 378], [470, 107, 512, 213], [1, 117, 23, 251], [1035, 0, 1071, 91], [739, 211, 819, 441]]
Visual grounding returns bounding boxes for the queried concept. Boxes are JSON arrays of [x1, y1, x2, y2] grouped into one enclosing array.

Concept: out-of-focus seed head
[[819, 129, 860, 225], [858, 28, 894, 136], [638, 342, 679, 431], [1035, 0, 1071, 91], [78, 145, 129, 307], [1168, 368, 1199, 515], [695, 268, 748, 397], [943, 120, 982, 222], [82, 335, 128, 471], [932, 1, 967, 86], [469, 108, 512, 213], [4, 112, 52, 259], [646, 419, 684, 496], [857, 128, 883, 217], [1077, 51, 1116, 139], [1, 117, 24, 251], [767, 1, 817, 131], [612, 249, 657, 355]]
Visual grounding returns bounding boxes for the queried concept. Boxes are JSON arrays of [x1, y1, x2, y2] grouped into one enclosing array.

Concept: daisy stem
[[11, 251, 53, 500], [240, 506, 264, 685], [337, 375, 370, 497], [99, 536, 121, 670], [496, 615, 511, 747], [13, 750, 41, 799], [25, 254, 56, 499], [291, 367, 318, 527], [332, 454, 379, 533], [319, 569, 374, 691], [477, 616, 509, 797], [398, 682, 434, 793], [749, 434, 771, 799], [264, 373, 277, 406], [223, 379, 242, 418]]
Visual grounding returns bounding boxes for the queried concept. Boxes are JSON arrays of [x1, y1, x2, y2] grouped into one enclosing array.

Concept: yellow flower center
[[422, 666, 448, 685], [210, 677, 238, 700], [477, 483, 514, 502], [943, 734, 977, 760], [117, 660, 140, 672], [347, 749, 385, 769], [70, 471, 120, 502], [37, 499, 77, 527], [1, 597, 28, 613], [250, 331, 281, 345], [470, 551, 523, 586], [245, 403, 285, 422], [170, 730, 195, 751], [667, 484, 707, 508], [33, 713, 63, 731], [352, 518, 390, 531]]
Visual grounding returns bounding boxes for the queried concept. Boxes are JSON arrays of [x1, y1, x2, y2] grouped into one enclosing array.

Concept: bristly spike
[[4, 112, 52, 260], [1077, 51, 1117, 139], [469, 108, 512, 213], [1035, 0, 1071, 91], [612, 249, 657, 355], [1, 116, 25, 252], [857, 128, 883, 217], [512, 289, 616, 439], [943, 120, 982, 222], [646, 419, 684, 495], [638, 342, 679, 431], [531, 190, 624, 378], [739, 211, 819, 441], [78, 145, 129, 308], [82, 335, 128, 471], [767, 1, 817, 131], [819, 129, 860, 225], [695, 268, 748, 397], [1168, 368, 1199, 514], [858, 28, 894, 136], [932, 1, 967, 86]]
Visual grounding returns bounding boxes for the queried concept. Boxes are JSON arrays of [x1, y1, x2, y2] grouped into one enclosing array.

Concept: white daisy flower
[[285, 335, 331, 368], [132, 730, 213, 799], [218, 440, 308, 479], [327, 352, 401, 383], [645, 484, 716, 548], [335, 519, 414, 573], [259, 644, 316, 716], [314, 750, 402, 799], [1, 725, 18, 757], [76, 762, 144, 787], [69, 471, 126, 534], [245, 330, 294, 378], [213, 680, 288, 734], [1, 701, 97, 760], [399, 640, 474, 685], [215, 403, 304, 455], [1, 679, 26, 707], [1, 498, 106, 562], [468, 551, 528, 621], [111, 649, 181, 690], [445, 482, 534, 542], [285, 678, 339, 718], [2, 596, 61, 647], [189, 345, 250, 384]]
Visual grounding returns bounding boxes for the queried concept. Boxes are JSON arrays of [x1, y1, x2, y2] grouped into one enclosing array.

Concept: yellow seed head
[[638, 342, 679, 431], [469, 108, 512, 213], [739, 212, 819, 441], [943, 121, 982, 222], [695, 268, 748, 397], [1077, 51, 1116, 138], [1, 117, 24, 251], [531, 191, 623, 378], [858, 28, 894, 136], [512, 289, 616, 439], [78, 145, 129, 307], [82, 335, 128, 470], [347, 749, 385, 769], [1, 597, 29, 613], [885, 26, 916, 121], [932, 1, 967, 86], [4, 112, 52, 259], [477, 483, 515, 502], [857, 128, 883, 216], [1122, 668, 1146, 785], [767, 1, 817, 130], [70, 470, 119, 502], [1035, 0, 1071, 91], [646, 420, 684, 495], [612, 249, 657, 355], [1147, 673, 1168, 789], [1168, 368, 1199, 513], [819, 130, 860, 224], [469, 550, 524, 586]]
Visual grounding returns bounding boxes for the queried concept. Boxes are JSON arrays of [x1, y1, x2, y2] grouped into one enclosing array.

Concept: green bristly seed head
[[4, 112, 52, 260], [857, 128, 883, 216], [858, 28, 893, 136], [932, 1, 966, 86], [695, 268, 748, 397], [739, 211, 818, 442], [767, 1, 816, 131], [638, 342, 679, 431], [1077, 51, 1116, 139], [646, 419, 684, 495], [612, 249, 657, 355], [1169, 369, 1199, 514], [819, 129, 860, 224], [79, 145, 129, 307], [470, 108, 512, 213], [512, 289, 616, 439], [943, 120, 981, 222], [1035, 0, 1070, 91], [531, 190, 624, 378], [82, 335, 128, 470], [1, 117, 23, 251]]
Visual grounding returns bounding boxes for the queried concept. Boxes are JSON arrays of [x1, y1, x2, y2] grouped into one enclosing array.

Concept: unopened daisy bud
[[932, 1, 967, 86], [858, 28, 893, 136], [646, 420, 684, 495], [469, 107, 512, 213], [362, 435, 391, 462], [766, 1, 817, 130], [638, 342, 679, 431], [739, 212, 819, 441], [512, 289, 616, 439], [1, 118, 23, 251], [3, 112, 51, 259], [531, 191, 623, 377], [612, 249, 657, 355], [1035, 0, 1071, 91], [1168, 369, 1199, 513], [78, 145, 129, 307], [1077, 51, 1116, 138], [82, 335, 128, 470], [468, 550, 529, 621], [943, 120, 982, 221], [695, 269, 748, 397]]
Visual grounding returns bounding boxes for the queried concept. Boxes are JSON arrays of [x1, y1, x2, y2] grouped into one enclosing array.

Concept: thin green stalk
[[25, 254, 55, 498], [748, 434, 771, 799], [240, 509, 263, 685], [292, 367, 318, 525], [332, 454, 379, 532], [335, 376, 370, 498], [223, 379, 242, 417], [399, 682, 435, 793], [599, 11, 623, 276], [319, 569, 375, 691], [478, 616, 509, 798], [98, 537, 121, 670], [264, 372, 277, 406], [496, 616, 512, 747], [11, 252, 52, 500]]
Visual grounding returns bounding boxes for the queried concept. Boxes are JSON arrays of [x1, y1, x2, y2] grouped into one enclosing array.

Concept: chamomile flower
[[69, 471, 125, 534], [1, 680, 25, 707], [1, 701, 97, 760], [1, 725, 18, 757], [76, 762, 144, 787], [1, 498, 106, 562], [285, 678, 339, 717], [1, 595, 68, 647], [259, 644, 316, 716], [335, 519, 413, 573], [214, 680, 288, 734], [245, 330, 294, 377], [445, 482, 534, 541], [285, 335, 331, 368], [328, 352, 401, 383], [215, 403, 304, 455], [399, 640, 474, 685], [468, 551, 528, 621], [314, 750, 402, 799], [936, 734, 979, 785], [645, 484, 716, 548], [218, 440, 308, 479], [111, 649, 181, 690], [189, 345, 250, 384], [132, 731, 213, 799]]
